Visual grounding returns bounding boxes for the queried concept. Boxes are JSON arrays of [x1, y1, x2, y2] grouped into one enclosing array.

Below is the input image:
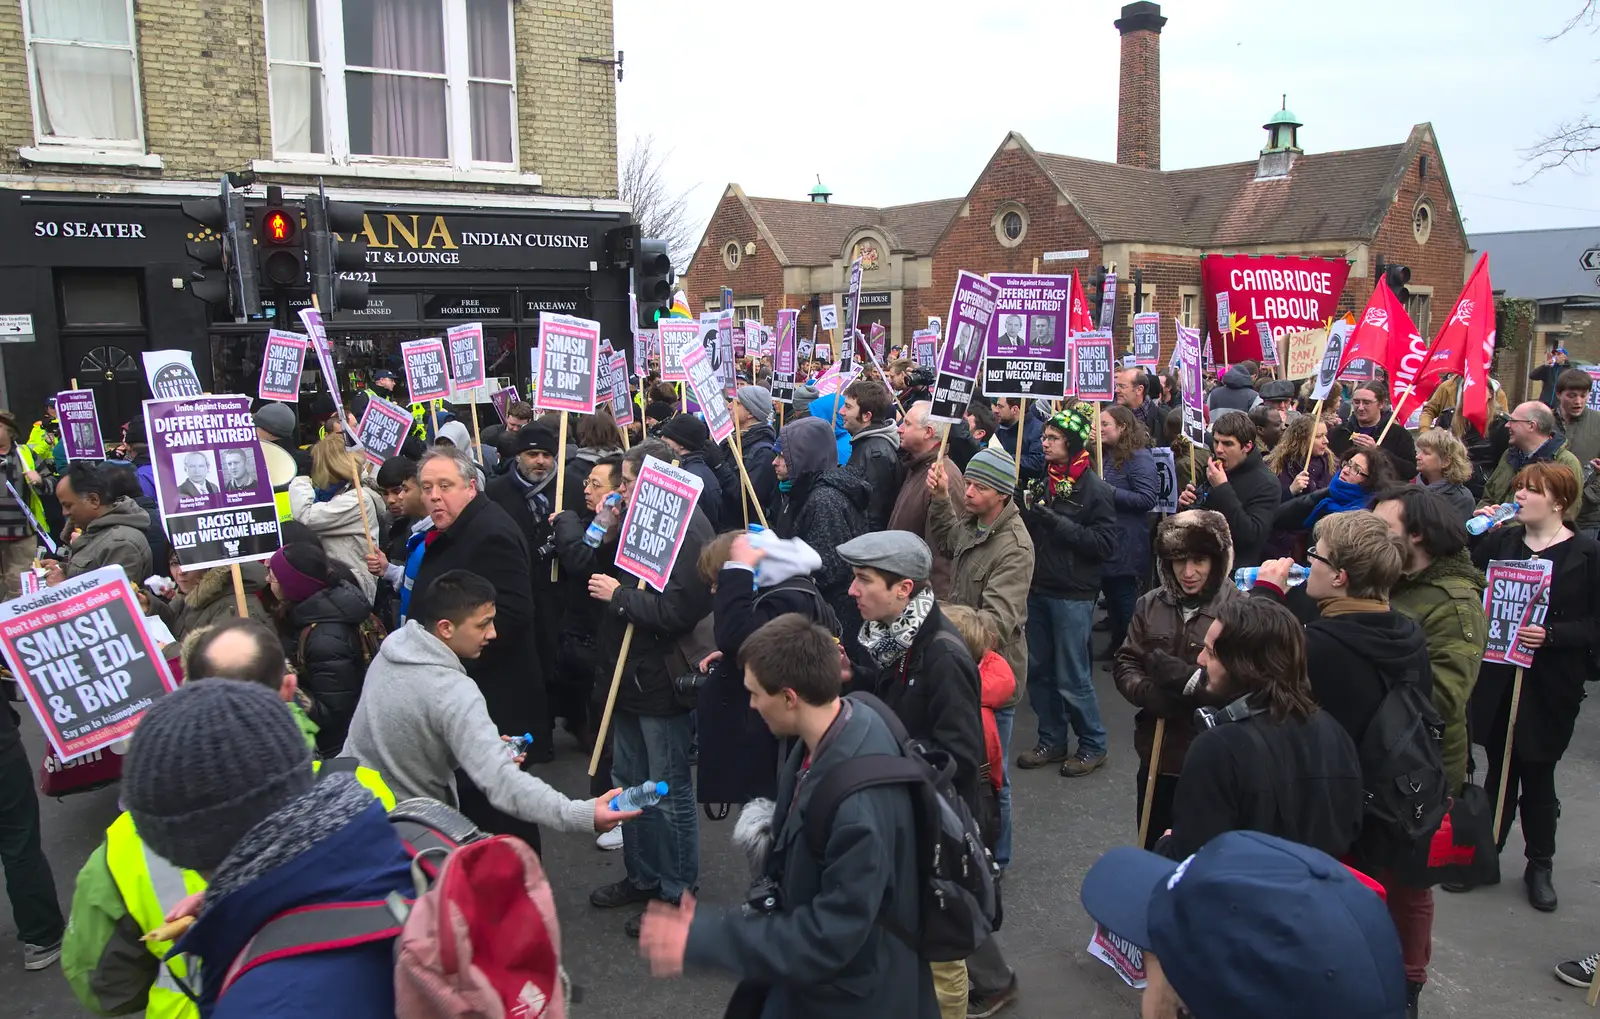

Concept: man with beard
[[888, 402, 963, 598], [486, 421, 564, 758]]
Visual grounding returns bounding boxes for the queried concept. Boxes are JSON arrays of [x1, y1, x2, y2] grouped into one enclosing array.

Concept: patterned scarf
[[1028, 450, 1091, 505], [859, 587, 936, 669]]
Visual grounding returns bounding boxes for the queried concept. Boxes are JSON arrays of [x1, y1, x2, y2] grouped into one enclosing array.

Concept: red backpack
[[218, 798, 567, 1019]]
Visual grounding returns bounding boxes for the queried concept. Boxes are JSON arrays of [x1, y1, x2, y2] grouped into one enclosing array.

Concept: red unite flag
[[1068, 272, 1095, 335], [1413, 254, 1494, 432], [1338, 277, 1420, 397]]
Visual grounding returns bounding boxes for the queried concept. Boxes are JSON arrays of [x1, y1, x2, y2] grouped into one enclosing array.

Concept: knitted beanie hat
[[736, 385, 773, 422], [124, 680, 314, 871], [1047, 404, 1096, 456], [965, 447, 1019, 494]]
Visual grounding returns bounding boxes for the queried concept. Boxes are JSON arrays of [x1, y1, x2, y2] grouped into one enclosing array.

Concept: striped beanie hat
[[965, 447, 1018, 494]]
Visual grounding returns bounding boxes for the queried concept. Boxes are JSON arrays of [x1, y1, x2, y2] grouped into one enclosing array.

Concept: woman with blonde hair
[[1268, 413, 1334, 498], [287, 433, 386, 601], [1412, 428, 1476, 520]]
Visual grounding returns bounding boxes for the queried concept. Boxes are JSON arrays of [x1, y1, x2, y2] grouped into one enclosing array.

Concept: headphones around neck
[[1194, 693, 1267, 730]]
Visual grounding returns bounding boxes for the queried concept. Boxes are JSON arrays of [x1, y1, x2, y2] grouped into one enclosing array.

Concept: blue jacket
[[173, 800, 412, 1019], [1100, 447, 1160, 578], [993, 413, 1044, 482], [803, 393, 853, 466]]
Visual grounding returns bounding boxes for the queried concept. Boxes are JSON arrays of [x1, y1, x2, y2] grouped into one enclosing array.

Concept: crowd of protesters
[[0, 342, 1598, 1019]]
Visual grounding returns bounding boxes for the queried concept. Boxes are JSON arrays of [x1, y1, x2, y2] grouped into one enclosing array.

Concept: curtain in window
[[29, 0, 137, 142], [266, 0, 321, 153], [467, 0, 512, 163], [367, 0, 446, 158]]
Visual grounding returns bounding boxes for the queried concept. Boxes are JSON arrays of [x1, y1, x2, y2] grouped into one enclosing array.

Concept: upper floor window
[[265, 0, 516, 167], [22, 0, 143, 148]]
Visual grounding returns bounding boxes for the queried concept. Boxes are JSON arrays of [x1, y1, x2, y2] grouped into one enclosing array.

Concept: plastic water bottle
[[583, 492, 623, 547], [610, 780, 668, 812], [1233, 564, 1309, 591], [506, 733, 534, 758], [1466, 503, 1519, 536]]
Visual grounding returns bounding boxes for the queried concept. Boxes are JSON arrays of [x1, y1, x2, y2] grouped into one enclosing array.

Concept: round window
[[1412, 202, 1433, 245], [1002, 212, 1023, 240], [722, 241, 741, 271]]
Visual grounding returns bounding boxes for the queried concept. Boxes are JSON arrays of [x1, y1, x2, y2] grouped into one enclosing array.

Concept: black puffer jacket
[[846, 423, 902, 531], [285, 579, 373, 756], [1021, 468, 1118, 600]]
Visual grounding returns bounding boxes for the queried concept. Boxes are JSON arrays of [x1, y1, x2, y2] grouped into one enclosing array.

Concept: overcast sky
[[614, 0, 1598, 248]]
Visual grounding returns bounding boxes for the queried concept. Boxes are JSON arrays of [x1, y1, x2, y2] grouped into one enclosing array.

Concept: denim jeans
[[1100, 575, 1140, 654], [1025, 595, 1106, 755], [611, 710, 699, 900], [993, 705, 1015, 868]]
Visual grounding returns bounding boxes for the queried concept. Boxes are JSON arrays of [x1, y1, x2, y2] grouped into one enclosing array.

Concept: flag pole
[[1375, 387, 1414, 446], [550, 412, 568, 582], [1138, 718, 1166, 848]]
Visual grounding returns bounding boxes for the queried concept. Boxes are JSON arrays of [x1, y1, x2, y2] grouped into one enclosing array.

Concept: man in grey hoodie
[[342, 569, 635, 840]]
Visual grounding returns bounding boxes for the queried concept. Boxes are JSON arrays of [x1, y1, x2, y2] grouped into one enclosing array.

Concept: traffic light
[[180, 175, 259, 317], [255, 186, 305, 290], [1383, 263, 1411, 304], [1091, 265, 1109, 323], [305, 189, 370, 312], [604, 223, 639, 269], [635, 237, 673, 329]]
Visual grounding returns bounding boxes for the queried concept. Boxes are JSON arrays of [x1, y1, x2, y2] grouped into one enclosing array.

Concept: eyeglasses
[[1508, 417, 1536, 425], [1340, 460, 1367, 478], [582, 478, 613, 490], [1306, 544, 1336, 570]]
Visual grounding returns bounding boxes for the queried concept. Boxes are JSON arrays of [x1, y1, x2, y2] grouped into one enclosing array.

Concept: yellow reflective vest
[[99, 763, 395, 1019]]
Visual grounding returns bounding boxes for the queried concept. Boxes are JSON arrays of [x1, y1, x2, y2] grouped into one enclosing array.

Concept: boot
[[1405, 980, 1422, 1019], [1520, 798, 1559, 912]]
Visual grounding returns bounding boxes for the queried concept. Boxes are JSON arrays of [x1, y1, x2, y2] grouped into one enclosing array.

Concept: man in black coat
[[658, 414, 723, 530], [484, 421, 565, 755], [407, 448, 551, 835], [842, 379, 903, 531], [552, 439, 713, 937], [1179, 411, 1281, 569], [730, 386, 779, 522], [1329, 380, 1416, 474]]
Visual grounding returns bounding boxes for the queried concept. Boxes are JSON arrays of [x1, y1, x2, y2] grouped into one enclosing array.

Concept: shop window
[[22, 0, 144, 149], [59, 272, 142, 328], [265, 0, 516, 167]]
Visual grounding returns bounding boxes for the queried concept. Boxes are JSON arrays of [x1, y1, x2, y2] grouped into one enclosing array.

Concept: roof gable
[[739, 195, 963, 267]]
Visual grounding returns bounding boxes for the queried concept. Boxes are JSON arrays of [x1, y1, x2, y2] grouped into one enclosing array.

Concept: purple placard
[[772, 308, 798, 404], [56, 389, 103, 461], [681, 344, 736, 444], [258, 330, 309, 402], [143, 395, 282, 570], [1254, 320, 1278, 368], [868, 321, 887, 364], [445, 322, 486, 390], [742, 319, 761, 358], [930, 270, 1000, 422], [912, 330, 938, 368], [1176, 324, 1206, 444], [607, 352, 635, 427], [489, 385, 519, 425], [1074, 334, 1115, 402], [846, 257, 864, 341], [716, 311, 737, 398], [983, 273, 1070, 400], [356, 397, 414, 468], [298, 308, 353, 443], [1133, 312, 1160, 369]]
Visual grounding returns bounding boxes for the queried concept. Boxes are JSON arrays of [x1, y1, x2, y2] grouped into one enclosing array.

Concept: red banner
[[1200, 255, 1351, 365]]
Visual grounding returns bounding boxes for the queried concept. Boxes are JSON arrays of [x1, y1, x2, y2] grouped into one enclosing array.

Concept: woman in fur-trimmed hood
[[1112, 509, 1242, 849]]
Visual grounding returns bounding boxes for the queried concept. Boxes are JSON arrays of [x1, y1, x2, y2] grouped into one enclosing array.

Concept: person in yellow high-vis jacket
[[62, 620, 395, 1017]]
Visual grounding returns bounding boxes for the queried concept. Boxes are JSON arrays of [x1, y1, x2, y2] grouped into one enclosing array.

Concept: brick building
[[0, 0, 625, 429], [1469, 227, 1600, 405], [688, 1, 1471, 370]]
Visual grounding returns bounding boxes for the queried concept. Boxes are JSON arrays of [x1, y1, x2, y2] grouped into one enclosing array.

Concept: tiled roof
[[744, 195, 964, 266], [1036, 142, 1408, 246]]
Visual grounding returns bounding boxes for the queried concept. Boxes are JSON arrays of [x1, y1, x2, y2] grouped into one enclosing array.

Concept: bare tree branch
[[618, 134, 700, 272], [1520, 4, 1600, 180]]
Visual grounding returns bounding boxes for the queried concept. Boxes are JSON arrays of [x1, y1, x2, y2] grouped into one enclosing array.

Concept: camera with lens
[[536, 535, 558, 561], [744, 876, 783, 915], [673, 669, 707, 709], [907, 365, 935, 388]]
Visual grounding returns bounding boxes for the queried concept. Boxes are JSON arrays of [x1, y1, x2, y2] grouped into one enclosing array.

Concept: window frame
[[20, 0, 147, 153], [263, 0, 519, 171], [1179, 289, 1200, 329]]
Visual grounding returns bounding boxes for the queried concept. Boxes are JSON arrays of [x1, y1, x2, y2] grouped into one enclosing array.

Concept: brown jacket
[[887, 447, 963, 599], [1113, 510, 1242, 776], [928, 490, 1035, 709]]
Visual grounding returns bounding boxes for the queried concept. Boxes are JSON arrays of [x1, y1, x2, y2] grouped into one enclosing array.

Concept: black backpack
[[803, 691, 998, 962], [753, 576, 840, 637], [1357, 667, 1449, 854]]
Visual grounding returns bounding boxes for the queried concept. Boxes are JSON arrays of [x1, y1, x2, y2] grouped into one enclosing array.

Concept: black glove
[[1142, 648, 1197, 692]]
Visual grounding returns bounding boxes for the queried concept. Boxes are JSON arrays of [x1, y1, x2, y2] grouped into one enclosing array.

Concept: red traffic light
[[261, 209, 295, 245]]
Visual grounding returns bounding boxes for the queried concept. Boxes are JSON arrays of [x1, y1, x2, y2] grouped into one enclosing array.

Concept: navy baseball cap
[[1080, 831, 1405, 1019], [375, 369, 399, 382]]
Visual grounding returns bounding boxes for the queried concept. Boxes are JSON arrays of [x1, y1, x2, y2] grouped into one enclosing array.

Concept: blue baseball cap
[[1080, 831, 1405, 1019], [375, 369, 399, 382]]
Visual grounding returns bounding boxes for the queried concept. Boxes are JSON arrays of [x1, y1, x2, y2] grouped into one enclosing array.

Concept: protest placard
[[743, 319, 761, 358], [141, 350, 203, 398], [716, 311, 738, 397], [1580, 365, 1600, 412], [658, 319, 697, 382], [1087, 924, 1147, 990], [56, 390, 104, 461], [637, 328, 657, 376], [258, 330, 309, 402], [1176, 324, 1207, 444], [1254, 320, 1278, 367], [815, 342, 832, 363], [298, 308, 353, 436], [928, 316, 942, 336], [930, 271, 1000, 423], [1213, 292, 1231, 362], [445, 322, 486, 390], [489, 386, 519, 425], [615, 455, 706, 592], [1311, 322, 1353, 401], [868, 321, 887, 364], [1339, 357, 1375, 382], [1151, 447, 1179, 514], [534, 313, 601, 413], [144, 395, 282, 570], [607, 352, 635, 427], [983, 273, 1070, 400], [1132, 312, 1160, 368], [401, 337, 451, 402], [356, 396, 413, 468], [1097, 273, 1119, 333], [0, 566, 176, 762], [772, 309, 798, 404], [1483, 559, 1552, 668], [1282, 327, 1327, 380], [819, 304, 838, 331], [1075, 333, 1116, 403], [681, 344, 735, 444], [912, 329, 938, 369], [846, 257, 864, 340], [798, 325, 815, 363]]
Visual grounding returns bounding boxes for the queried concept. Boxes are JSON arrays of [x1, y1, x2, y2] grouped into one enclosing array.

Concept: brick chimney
[[1114, 2, 1167, 170]]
